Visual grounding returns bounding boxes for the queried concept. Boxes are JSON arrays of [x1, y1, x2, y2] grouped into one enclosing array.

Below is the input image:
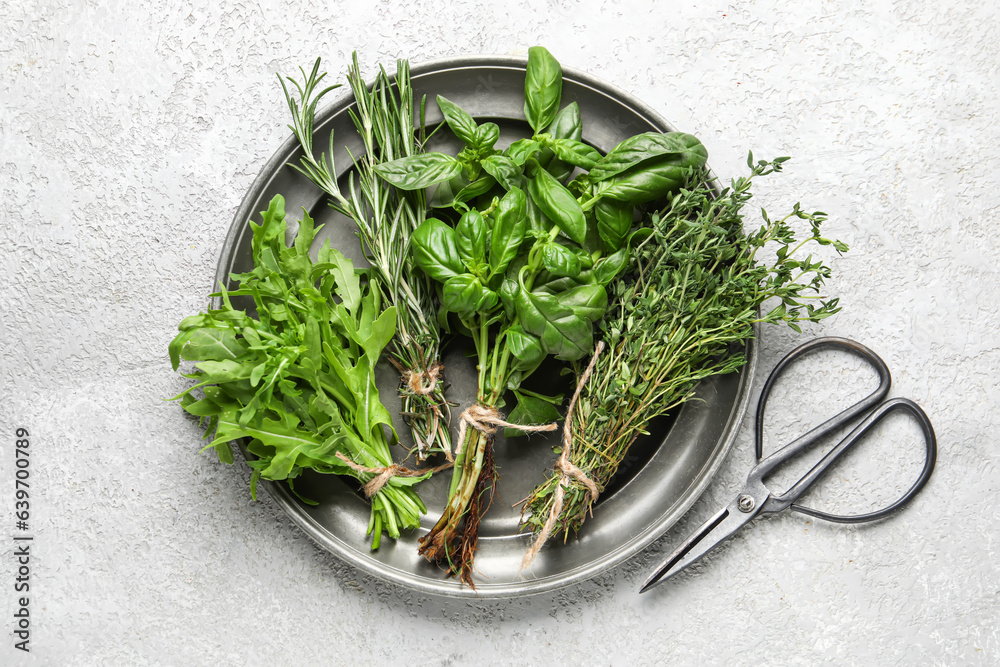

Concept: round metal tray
[[215, 55, 756, 598]]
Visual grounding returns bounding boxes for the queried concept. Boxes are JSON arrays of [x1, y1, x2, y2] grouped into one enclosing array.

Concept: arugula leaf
[[324, 246, 363, 314]]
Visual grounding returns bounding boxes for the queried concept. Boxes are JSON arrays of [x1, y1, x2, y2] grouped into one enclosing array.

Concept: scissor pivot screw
[[738, 494, 755, 513]]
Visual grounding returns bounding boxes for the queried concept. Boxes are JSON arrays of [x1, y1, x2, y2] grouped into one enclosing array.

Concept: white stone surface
[[2, 0, 998, 664]]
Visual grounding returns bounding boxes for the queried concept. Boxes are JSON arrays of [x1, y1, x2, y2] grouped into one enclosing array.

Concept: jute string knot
[[521, 341, 605, 571], [335, 452, 452, 498], [402, 363, 443, 396], [452, 403, 559, 459]]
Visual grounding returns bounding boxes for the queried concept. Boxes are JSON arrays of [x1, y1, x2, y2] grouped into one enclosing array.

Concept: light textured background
[[2, 0, 998, 664]]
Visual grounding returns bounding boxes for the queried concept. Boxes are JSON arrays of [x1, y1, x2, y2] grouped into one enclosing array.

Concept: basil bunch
[[378, 47, 708, 405], [373, 46, 709, 582]]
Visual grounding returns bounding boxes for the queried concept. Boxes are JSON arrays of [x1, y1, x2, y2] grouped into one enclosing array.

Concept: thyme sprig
[[520, 155, 848, 540], [280, 56, 451, 462]]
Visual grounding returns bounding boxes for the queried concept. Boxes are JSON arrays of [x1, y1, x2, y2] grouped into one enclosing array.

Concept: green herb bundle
[[519, 156, 847, 559], [169, 196, 431, 549], [373, 46, 709, 583], [280, 56, 451, 462]]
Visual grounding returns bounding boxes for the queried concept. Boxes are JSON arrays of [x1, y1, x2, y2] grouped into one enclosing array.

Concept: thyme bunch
[[280, 56, 451, 462], [520, 155, 848, 541]]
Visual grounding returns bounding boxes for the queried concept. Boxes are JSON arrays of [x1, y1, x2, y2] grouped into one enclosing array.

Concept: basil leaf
[[546, 159, 574, 185], [525, 191, 549, 236], [523, 46, 562, 133], [473, 123, 500, 153], [573, 245, 594, 270], [456, 209, 488, 272], [489, 187, 528, 276], [442, 274, 499, 315], [628, 226, 653, 246], [411, 218, 464, 282], [558, 283, 608, 322], [454, 174, 496, 204], [598, 156, 697, 204], [533, 271, 592, 295], [515, 287, 593, 361], [428, 172, 467, 209], [375, 152, 464, 190], [541, 242, 582, 278], [588, 132, 708, 183], [539, 103, 584, 184], [504, 391, 562, 438], [550, 138, 602, 170], [593, 248, 628, 285], [481, 155, 524, 191], [506, 138, 542, 166], [527, 168, 587, 244], [441, 274, 483, 315], [477, 287, 500, 312], [437, 94, 478, 145], [499, 275, 519, 319], [548, 101, 582, 141], [594, 199, 633, 251], [505, 325, 546, 369]]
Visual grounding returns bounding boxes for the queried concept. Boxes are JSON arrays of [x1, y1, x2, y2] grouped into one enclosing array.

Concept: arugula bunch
[[169, 195, 429, 549], [373, 46, 709, 583]]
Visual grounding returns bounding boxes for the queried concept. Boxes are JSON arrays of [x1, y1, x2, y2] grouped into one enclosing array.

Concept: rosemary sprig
[[279, 56, 452, 462], [520, 155, 848, 540]]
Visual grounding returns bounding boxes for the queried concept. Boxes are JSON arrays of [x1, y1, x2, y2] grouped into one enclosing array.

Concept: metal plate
[[215, 55, 756, 598]]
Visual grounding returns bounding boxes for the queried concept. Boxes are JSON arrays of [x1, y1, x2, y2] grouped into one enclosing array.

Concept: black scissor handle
[[755, 337, 892, 463], [752, 337, 937, 524], [788, 397, 937, 523]]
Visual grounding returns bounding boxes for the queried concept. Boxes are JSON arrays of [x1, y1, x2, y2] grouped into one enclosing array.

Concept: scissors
[[640, 336, 937, 593]]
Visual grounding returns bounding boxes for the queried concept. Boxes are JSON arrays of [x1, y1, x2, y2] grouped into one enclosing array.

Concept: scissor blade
[[639, 495, 758, 593]]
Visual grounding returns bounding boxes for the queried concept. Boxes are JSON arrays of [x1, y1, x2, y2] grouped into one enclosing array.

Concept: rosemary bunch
[[520, 155, 848, 545], [280, 56, 451, 462]]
